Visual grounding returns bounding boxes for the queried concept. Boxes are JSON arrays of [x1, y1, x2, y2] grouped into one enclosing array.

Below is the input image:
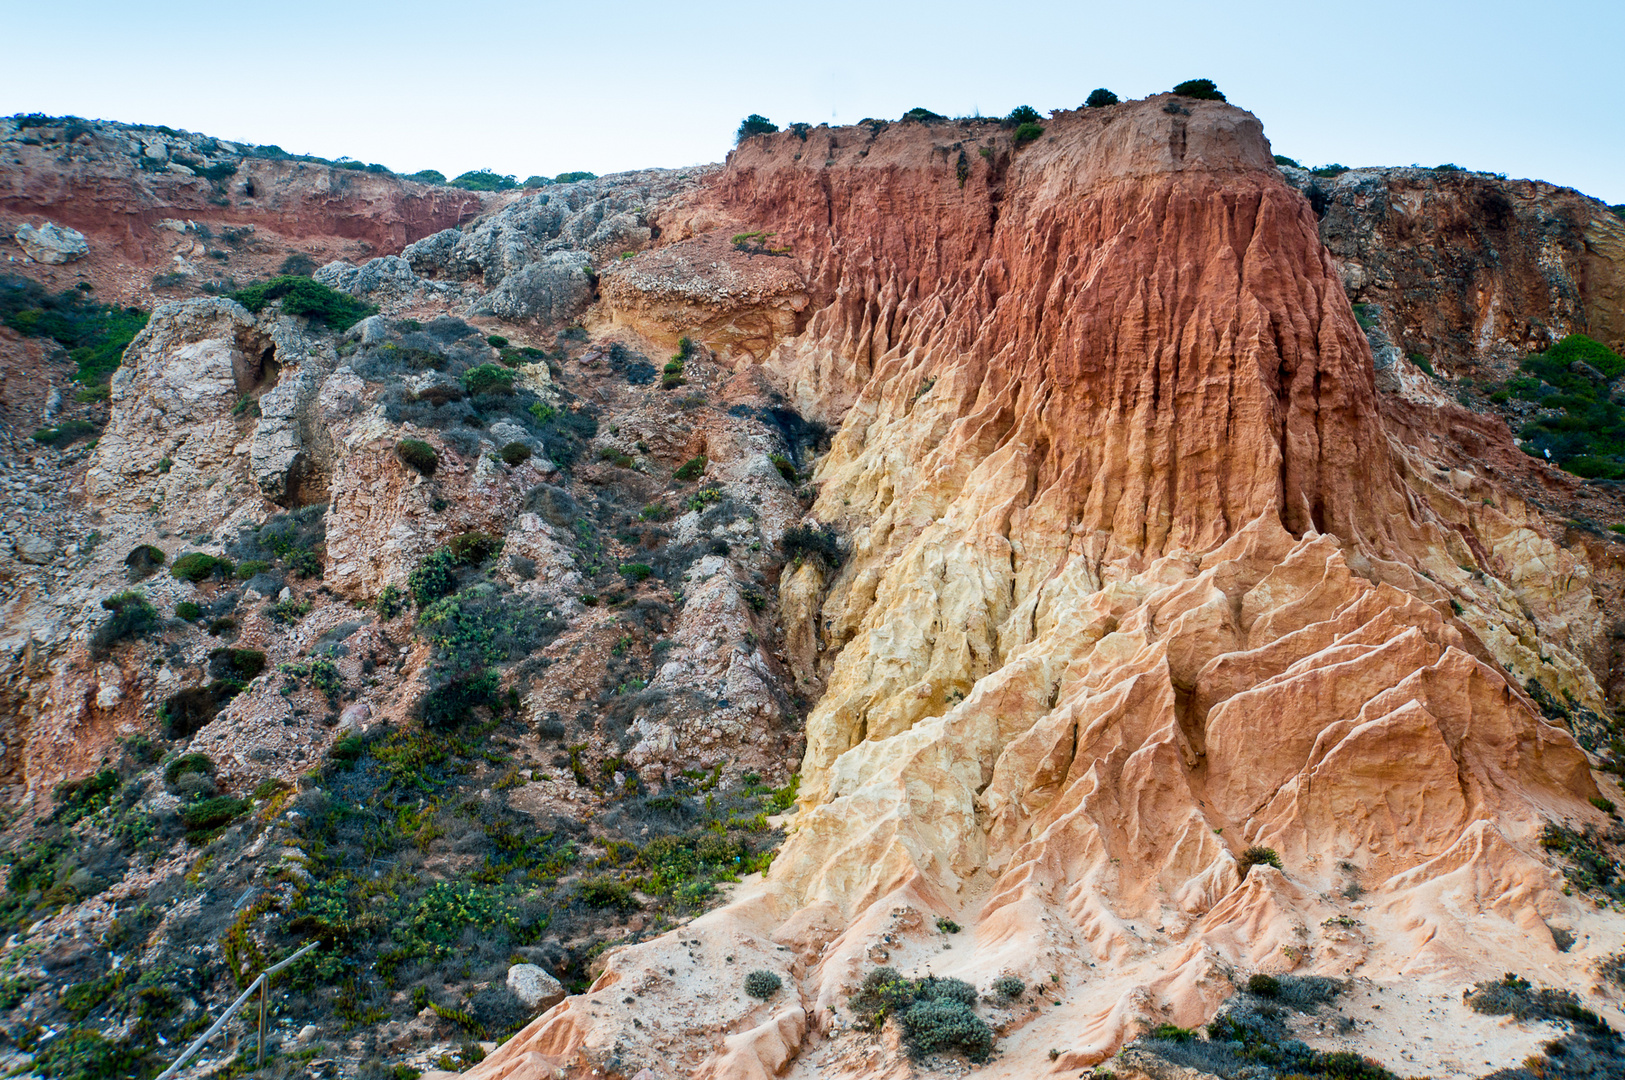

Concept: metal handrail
[[155, 940, 319, 1079]]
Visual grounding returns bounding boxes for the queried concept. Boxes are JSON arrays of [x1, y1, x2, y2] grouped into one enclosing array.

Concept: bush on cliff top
[[1172, 78, 1226, 101], [450, 169, 519, 191], [1085, 88, 1120, 108], [736, 114, 779, 142], [232, 275, 375, 330]]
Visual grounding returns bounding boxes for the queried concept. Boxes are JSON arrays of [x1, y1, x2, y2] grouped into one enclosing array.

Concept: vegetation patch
[[1503, 335, 1625, 479], [396, 438, 438, 475], [1172, 78, 1227, 101], [782, 523, 842, 569], [233, 275, 375, 331], [92, 590, 156, 656], [170, 551, 231, 582], [1, 274, 149, 388]]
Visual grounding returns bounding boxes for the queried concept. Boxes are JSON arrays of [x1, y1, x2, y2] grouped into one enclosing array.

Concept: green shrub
[[1238, 846, 1282, 877], [936, 916, 961, 934], [992, 975, 1024, 999], [278, 253, 318, 276], [175, 600, 202, 621], [500, 441, 532, 465], [1012, 122, 1044, 147], [52, 769, 119, 825], [1006, 105, 1041, 124], [736, 114, 779, 142], [619, 563, 653, 583], [783, 523, 842, 568], [209, 647, 267, 685], [1085, 88, 1120, 108], [1410, 352, 1437, 377], [448, 531, 501, 563], [1246, 973, 1281, 997], [1512, 335, 1625, 478], [29, 1028, 144, 1080], [1171, 78, 1226, 101], [1593, 796, 1618, 815], [486, 334, 509, 348], [1273, 154, 1302, 168], [901, 107, 945, 122], [96, 591, 156, 650], [450, 170, 519, 191], [180, 796, 249, 832], [170, 552, 229, 582], [0, 274, 149, 388], [901, 997, 993, 1062], [576, 875, 639, 910], [231, 275, 375, 331], [123, 543, 166, 579], [159, 683, 238, 739], [744, 970, 782, 999], [396, 438, 438, 475], [409, 548, 462, 608], [462, 363, 516, 396], [769, 453, 797, 483], [673, 455, 707, 482], [420, 669, 502, 729], [1149, 1022, 1196, 1042], [31, 419, 97, 446], [376, 584, 406, 619], [408, 169, 447, 184], [164, 752, 215, 785], [553, 171, 596, 184]]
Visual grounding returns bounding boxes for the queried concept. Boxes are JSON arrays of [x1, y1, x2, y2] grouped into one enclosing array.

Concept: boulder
[[14, 535, 54, 565], [14, 221, 88, 264], [505, 963, 565, 1011]]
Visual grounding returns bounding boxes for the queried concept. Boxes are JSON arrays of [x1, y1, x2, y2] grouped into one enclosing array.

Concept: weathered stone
[[505, 964, 565, 1011], [13, 221, 87, 264], [13, 535, 53, 565]]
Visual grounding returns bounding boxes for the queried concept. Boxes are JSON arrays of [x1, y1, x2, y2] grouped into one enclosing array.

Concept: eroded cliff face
[[5, 96, 1625, 1080], [473, 98, 1625, 1079], [1280, 165, 1625, 378]]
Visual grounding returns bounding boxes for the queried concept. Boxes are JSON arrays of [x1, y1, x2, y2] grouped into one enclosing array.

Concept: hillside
[[3, 97, 1625, 1080]]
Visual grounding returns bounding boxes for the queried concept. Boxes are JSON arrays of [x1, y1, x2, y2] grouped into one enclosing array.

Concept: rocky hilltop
[[2, 96, 1625, 1080]]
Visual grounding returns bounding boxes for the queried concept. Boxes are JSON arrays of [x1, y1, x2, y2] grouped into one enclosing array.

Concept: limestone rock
[[13, 221, 87, 263], [13, 535, 53, 565], [505, 964, 565, 1011]]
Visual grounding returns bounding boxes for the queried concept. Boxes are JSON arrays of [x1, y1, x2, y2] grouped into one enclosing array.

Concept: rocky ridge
[[0, 95, 1623, 1080]]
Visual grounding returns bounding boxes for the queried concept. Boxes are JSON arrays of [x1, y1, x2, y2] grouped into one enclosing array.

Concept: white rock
[[338, 702, 370, 731], [14, 535, 54, 564], [506, 963, 565, 1011], [14, 222, 88, 264]]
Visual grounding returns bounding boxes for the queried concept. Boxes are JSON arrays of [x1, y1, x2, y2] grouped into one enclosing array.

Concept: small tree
[[1006, 105, 1041, 125], [736, 114, 779, 143], [1084, 88, 1119, 108], [1171, 78, 1226, 102]]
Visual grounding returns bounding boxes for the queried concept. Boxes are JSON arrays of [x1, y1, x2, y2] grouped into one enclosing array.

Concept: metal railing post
[[156, 940, 318, 1080]]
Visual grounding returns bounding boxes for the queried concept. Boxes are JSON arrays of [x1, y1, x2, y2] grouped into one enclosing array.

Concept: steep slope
[[471, 98, 1621, 1079]]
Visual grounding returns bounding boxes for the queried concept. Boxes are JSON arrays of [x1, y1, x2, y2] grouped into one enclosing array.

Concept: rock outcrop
[[1280, 165, 1625, 375], [13, 220, 87, 264], [475, 97, 1618, 1079]]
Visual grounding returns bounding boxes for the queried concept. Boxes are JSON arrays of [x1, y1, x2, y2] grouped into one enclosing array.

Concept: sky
[[4, 0, 1622, 204]]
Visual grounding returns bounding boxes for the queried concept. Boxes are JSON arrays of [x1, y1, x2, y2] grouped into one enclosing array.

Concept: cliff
[[468, 98, 1619, 1079], [2, 97, 1625, 1080]]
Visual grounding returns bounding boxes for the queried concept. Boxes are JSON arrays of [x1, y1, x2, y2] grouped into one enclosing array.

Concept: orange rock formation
[[466, 97, 1617, 1079]]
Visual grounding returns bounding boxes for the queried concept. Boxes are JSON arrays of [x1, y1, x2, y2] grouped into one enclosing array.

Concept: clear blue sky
[[5, 0, 1622, 204]]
